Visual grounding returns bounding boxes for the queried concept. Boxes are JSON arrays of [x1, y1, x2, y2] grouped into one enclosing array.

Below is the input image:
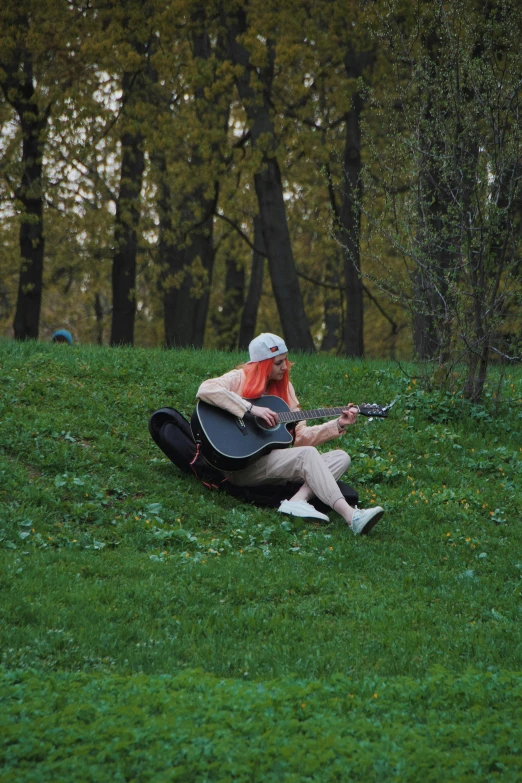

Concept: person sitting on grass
[[196, 332, 384, 535]]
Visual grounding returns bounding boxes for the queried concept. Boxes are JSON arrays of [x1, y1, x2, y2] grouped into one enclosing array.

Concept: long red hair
[[240, 358, 292, 404]]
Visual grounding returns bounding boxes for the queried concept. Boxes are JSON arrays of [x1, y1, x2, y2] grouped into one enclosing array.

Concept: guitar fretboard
[[277, 407, 346, 423]]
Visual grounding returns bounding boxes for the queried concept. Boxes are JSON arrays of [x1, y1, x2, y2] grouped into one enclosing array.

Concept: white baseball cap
[[248, 333, 288, 363]]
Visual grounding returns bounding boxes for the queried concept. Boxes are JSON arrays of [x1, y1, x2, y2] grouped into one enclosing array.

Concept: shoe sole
[[278, 508, 329, 522], [359, 509, 384, 535]]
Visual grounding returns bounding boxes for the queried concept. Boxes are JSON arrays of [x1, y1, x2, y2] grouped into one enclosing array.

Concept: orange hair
[[240, 357, 292, 404]]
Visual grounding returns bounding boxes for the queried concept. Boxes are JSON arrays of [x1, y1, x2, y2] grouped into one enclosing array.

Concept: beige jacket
[[196, 368, 341, 448]]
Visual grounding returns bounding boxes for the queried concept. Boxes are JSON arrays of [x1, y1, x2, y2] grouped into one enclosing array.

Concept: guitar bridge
[[235, 417, 248, 436]]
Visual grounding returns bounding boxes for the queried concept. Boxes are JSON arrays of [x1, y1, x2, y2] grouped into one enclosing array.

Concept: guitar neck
[[277, 407, 346, 424]]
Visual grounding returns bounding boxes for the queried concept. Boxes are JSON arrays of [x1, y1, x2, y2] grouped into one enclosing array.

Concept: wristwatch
[[337, 419, 346, 433]]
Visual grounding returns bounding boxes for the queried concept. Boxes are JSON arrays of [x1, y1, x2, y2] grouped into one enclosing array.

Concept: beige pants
[[226, 447, 351, 508]]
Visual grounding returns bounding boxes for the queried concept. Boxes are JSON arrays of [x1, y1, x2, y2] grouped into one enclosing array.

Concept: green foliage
[[1, 341, 521, 778], [2, 667, 522, 782], [362, 0, 522, 394]]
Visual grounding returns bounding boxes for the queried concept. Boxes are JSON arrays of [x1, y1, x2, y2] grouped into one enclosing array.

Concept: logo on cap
[[270, 345, 278, 353]]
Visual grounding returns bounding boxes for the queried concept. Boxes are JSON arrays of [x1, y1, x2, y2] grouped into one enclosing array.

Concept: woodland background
[[1, 0, 521, 396]]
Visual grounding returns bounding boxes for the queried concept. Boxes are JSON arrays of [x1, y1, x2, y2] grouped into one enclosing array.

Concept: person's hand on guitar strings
[[337, 404, 359, 431], [250, 404, 279, 428]]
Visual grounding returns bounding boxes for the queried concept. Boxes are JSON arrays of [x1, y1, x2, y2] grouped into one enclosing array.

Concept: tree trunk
[[154, 135, 216, 349], [338, 46, 374, 357], [412, 269, 439, 360], [1, 47, 47, 340], [214, 257, 246, 350], [414, 85, 455, 362], [110, 81, 145, 346], [158, 144, 216, 349], [253, 165, 315, 351], [94, 292, 105, 345], [225, 9, 315, 352], [339, 94, 364, 357], [159, 19, 223, 348], [238, 215, 265, 349], [320, 250, 342, 352], [412, 27, 478, 364], [163, 219, 216, 348]]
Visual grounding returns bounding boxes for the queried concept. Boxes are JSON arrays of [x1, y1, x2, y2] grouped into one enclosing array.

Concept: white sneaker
[[350, 506, 384, 535], [278, 499, 330, 522]]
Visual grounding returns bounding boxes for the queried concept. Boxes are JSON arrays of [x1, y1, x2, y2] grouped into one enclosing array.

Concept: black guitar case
[[148, 407, 358, 511]]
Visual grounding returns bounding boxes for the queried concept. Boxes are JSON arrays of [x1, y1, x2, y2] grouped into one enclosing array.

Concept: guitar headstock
[[358, 401, 395, 418]]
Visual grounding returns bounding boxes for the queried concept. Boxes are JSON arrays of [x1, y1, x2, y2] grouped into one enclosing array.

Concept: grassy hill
[[1, 339, 521, 781]]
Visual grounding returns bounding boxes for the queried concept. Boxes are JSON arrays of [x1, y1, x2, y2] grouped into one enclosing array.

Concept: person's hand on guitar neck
[[249, 404, 279, 428], [247, 402, 358, 431], [337, 404, 359, 433]]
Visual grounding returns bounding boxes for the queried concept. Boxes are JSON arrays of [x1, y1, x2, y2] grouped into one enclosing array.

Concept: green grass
[[1, 340, 522, 780], [2, 668, 521, 782]]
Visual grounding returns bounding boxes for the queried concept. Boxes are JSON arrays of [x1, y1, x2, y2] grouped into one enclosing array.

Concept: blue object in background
[[52, 329, 73, 345]]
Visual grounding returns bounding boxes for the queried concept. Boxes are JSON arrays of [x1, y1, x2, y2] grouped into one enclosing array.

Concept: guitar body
[[191, 395, 393, 472], [191, 395, 294, 471]]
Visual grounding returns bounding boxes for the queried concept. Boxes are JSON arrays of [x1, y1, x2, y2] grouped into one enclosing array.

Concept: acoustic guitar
[[191, 395, 393, 471]]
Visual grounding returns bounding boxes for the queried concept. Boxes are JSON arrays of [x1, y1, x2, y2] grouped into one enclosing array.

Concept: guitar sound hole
[[256, 417, 279, 431]]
